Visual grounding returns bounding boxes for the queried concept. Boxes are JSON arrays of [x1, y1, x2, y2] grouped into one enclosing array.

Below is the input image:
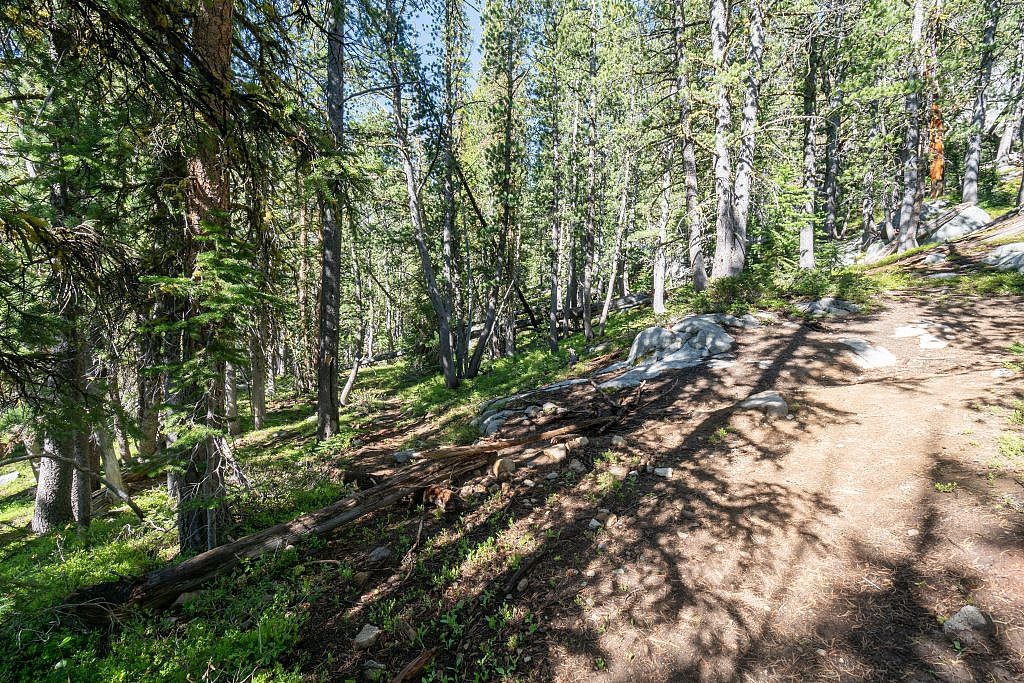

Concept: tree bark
[[731, 0, 764, 268], [653, 162, 670, 316], [317, 0, 345, 439], [710, 0, 737, 278], [225, 361, 240, 436], [674, 0, 707, 292], [962, 0, 1000, 205], [897, 0, 925, 253], [800, 34, 818, 269], [250, 320, 267, 430]]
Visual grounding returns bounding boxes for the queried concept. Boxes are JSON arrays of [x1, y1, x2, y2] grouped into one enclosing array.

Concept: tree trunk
[[225, 361, 240, 436], [653, 163, 670, 316], [822, 72, 843, 240], [962, 0, 999, 205], [800, 34, 818, 270], [31, 431, 74, 534], [176, 0, 233, 555], [317, 0, 345, 439], [250, 322, 267, 430], [674, 0, 707, 292], [599, 154, 631, 335], [897, 0, 925, 253], [710, 0, 738, 278], [581, 1, 598, 341], [731, 0, 764, 268]]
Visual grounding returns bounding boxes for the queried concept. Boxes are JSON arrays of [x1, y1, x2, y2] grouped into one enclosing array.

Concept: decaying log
[[62, 415, 616, 625]]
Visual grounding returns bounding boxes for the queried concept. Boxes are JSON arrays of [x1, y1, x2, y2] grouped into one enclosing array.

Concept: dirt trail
[[299, 288, 1024, 683], [547, 293, 1024, 682]]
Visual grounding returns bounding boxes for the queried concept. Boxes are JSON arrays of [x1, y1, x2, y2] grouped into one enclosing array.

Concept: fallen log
[[62, 415, 616, 625]]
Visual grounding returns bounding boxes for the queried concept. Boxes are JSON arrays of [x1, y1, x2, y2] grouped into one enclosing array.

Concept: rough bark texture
[[962, 0, 999, 205], [709, 0, 737, 278], [800, 34, 818, 270], [897, 0, 925, 253], [317, 0, 345, 439]]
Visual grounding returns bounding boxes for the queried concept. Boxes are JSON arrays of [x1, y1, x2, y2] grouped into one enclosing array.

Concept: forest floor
[[287, 219, 1024, 682], [2, 218, 1024, 682]]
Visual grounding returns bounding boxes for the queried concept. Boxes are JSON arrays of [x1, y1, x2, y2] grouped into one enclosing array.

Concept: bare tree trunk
[[382, 4, 459, 389], [800, 34, 818, 270], [674, 0, 707, 292], [599, 154, 631, 335], [710, 0, 737, 278], [317, 0, 345, 439], [897, 0, 925, 253], [962, 0, 1000, 205], [547, 81, 562, 353], [731, 0, 764, 267], [250, 321, 267, 430], [581, 1, 598, 341], [653, 163, 670, 316], [225, 361, 240, 436], [822, 72, 843, 240]]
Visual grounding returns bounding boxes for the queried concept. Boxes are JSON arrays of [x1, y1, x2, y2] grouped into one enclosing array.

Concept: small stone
[[0, 471, 20, 487], [541, 401, 560, 415], [538, 444, 568, 464], [992, 368, 1015, 378], [566, 436, 589, 452], [738, 390, 788, 419], [943, 605, 991, 649], [568, 459, 586, 474], [628, 470, 638, 477], [608, 464, 629, 478], [585, 569, 596, 578], [588, 519, 602, 530], [545, 471, 558, 480], [610, 435, 628, 449], [713, 544, 725, 553], [352, 571, 370, 587], [353, 624, 382, 650], [393, 449, 417, 464], [368, 546, 392, 563], [524, 479, 536, 488], [596, 542, 608, 551], [815, 648, 826, 657], [654, 467, 673, 478], [907, 529, 919, 537], [676, 531, 689, 539], [488, 483, 501, 494], [645, 464, 654, 473], [681, 509, 696, 519], [516, 578, 529, 592]]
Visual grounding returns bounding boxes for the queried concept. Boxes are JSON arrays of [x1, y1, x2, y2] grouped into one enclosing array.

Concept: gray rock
[[393, 450, 417, 464], [992, 368, 1015, 378], [943, 605, 991, 649], [923, 252, 946, 265], [653, 467, 673, 478], [546, 471, 559, 480], [983, 242, 1024, 273], [368, 546, 392, 563], [838, 337, 897, 369], [481, 410, 516, 436], [922, 204, 991, 243], [541, 401, 560, 415], [524, 405, 542, 418], [626, 326, 685, 364], [892, 321, 954, 349], [0, 471, 20, 487], [592, 360, 629, 377], [795, 297, 860, 318], [538, 444, 568, 464], [738, 390, 788, 418], [589, 342, 612, 354], [861, 240, 892, 264], [927, 272, 957, 279], [354, 624, 382, 650], [588, 518, 602, 530], [610, 435, 628, 448], [568, 459, 586, 474]]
